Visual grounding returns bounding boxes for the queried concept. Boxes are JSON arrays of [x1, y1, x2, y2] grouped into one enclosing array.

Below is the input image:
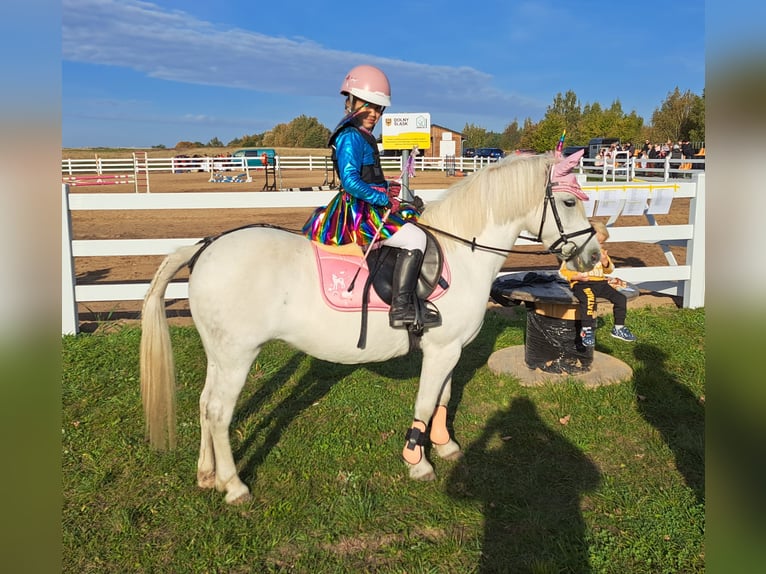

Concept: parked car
[[232, 148, 276, 167], [463, 147, 476, 158], [475, 147, 505, 159]]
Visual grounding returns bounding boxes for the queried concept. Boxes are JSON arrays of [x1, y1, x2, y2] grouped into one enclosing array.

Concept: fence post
[[61, 184, 79, 334], [683, 173, 705, 308]]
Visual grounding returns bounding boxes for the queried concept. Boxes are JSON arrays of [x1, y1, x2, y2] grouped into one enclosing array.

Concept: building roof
[[432, 123, 464, 137]]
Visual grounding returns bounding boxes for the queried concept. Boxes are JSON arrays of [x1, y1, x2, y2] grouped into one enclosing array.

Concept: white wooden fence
[[61, 154, 705, 183], [61, 174, 705, 334]]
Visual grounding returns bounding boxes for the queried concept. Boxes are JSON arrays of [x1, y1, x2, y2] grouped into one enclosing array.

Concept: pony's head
[[528, 149, 601, 271], [419, 149, 600, 271]]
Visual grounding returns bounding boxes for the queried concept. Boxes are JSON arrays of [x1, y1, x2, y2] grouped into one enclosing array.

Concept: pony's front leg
[[403, 350, 462, 480], [402, 419, 434, 480], [400, 405, 461, 480], [429, 404, 462, 462]]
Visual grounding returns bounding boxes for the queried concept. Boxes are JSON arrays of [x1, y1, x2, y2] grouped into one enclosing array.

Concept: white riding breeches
[[382, 222, 427, 252]]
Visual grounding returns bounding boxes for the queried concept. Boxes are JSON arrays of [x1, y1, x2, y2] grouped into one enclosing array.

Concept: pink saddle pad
[[311, 242, 450, 312]]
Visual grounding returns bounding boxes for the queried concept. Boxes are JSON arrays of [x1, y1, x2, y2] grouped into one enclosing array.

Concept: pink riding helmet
[[340, 65, 391, 108]]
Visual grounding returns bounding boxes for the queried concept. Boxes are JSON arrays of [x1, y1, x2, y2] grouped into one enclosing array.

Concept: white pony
[[141, 150, 598, 504]]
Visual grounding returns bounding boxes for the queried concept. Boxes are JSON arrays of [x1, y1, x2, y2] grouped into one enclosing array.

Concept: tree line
[[166, 87, 704, 153]]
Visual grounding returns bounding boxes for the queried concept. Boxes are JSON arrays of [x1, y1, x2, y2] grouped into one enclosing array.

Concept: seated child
[[558, 221, 637, 347]]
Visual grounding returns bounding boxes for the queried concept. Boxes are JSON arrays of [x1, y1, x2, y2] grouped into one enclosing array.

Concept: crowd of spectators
[[620, 139, 703, 177]]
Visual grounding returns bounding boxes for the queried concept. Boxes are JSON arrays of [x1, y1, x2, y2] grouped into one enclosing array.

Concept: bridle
[[414, 167, 595, 262], [518, 167, 596, 260]]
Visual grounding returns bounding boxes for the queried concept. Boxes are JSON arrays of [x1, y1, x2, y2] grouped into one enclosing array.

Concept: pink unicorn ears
[[551, 149, 588, 200], [553, 148, 585, 177]]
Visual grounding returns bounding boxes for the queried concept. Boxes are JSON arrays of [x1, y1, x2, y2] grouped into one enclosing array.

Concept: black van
[[587, 138, 620, 159], [562, 145, 588, 157]]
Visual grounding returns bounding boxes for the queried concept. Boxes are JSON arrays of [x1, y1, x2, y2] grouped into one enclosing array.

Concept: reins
[[414, 170, 595, 260], [188, 163, 595, 268]]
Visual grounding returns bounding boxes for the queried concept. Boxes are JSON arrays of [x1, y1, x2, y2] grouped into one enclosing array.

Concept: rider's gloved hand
[[387, 195, 401, 214]]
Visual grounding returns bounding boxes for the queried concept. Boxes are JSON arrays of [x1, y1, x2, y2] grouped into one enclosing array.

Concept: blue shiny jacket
[[332, 123, 389, 206]]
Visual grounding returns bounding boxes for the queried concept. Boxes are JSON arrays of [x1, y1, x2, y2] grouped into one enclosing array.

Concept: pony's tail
[[140, 243, 201, 451]]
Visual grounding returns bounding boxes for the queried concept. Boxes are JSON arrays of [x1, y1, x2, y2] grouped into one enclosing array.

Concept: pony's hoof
[[226, 491, 253, 505], [224, 484, 252, 504], [414, 470, 437, 482], [197, 471, 216, 490], [408, 461, 437, 482], [438, 449, 463, 462], [434, 440, 462, 461]]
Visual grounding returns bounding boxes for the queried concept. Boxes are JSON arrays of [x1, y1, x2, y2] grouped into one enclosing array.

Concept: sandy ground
[[69, 169, 685, 330]]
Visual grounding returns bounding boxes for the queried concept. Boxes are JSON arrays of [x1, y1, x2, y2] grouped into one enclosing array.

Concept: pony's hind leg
[[197, 358, 255, 504], [196, 372, 217, 490]]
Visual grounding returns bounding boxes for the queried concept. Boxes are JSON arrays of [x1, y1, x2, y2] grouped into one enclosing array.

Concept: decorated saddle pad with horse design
[[311, 233, 450, 312]]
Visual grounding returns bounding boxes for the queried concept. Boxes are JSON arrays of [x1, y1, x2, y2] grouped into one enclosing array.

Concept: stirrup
[[389, 295, 417, 328], [416, 299, 441, 328]]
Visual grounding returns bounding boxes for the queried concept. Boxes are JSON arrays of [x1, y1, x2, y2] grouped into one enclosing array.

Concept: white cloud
[[62, 0, 544, 120]]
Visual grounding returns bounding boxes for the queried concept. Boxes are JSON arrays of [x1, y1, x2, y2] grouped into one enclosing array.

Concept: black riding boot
[[389, 249, 441, 329]]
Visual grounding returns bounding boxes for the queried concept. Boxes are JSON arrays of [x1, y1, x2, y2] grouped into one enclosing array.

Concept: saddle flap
[[367, 228, 449, 304], [311, 230, 450, 311]]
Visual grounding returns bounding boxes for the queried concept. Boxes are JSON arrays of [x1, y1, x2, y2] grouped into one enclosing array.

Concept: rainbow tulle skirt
[[302, 191, 419, 247]]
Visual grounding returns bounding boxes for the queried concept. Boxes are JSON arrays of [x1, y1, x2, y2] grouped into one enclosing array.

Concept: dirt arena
[[69, 168, 686, 329]]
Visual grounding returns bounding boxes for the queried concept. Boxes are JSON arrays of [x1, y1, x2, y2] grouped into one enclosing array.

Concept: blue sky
[[62, 0, 706, 149]]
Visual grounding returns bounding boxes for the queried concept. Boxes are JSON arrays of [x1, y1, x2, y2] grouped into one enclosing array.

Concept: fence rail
[[61, 154, 705, 183], [62, 174, 705, 334]]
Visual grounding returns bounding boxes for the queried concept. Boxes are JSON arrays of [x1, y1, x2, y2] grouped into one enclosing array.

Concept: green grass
[[62, 306, 704, 573]]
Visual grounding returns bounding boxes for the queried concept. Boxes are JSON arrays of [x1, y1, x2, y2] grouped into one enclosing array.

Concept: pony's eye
[[563, 199, 576, 208]]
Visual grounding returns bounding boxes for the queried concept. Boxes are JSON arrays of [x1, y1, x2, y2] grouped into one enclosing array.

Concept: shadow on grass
[[365, 311, 516, 455], [632, 343, 705, 503], [234, 356, 355, 485], [446, 397, 601, 573], [232, 311, 516, 489]]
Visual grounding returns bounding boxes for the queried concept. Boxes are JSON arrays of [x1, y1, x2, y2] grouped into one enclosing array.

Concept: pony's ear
[[553, 148, 584, 176]]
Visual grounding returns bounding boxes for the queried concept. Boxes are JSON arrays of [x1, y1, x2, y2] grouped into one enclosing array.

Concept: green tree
[[651, 87, 698, 143], [578, 102, 606, 142], [207, 137, 223, 147], [528, 114, 566, 152], [499, 119, 523, 151], [262, 115, 330, 147], [518, 117, 539, 150], [231, 133, 264, 147], [547, 91, 583, 144], [620, 110, 645, 147], [686, 89, 705, 144], [462, 123, 490, 148]]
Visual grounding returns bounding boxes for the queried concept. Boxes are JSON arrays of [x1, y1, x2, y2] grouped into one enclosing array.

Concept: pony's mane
[[419, 153, 553, 242]]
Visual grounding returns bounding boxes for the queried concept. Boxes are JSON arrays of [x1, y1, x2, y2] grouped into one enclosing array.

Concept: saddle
[[311, 227, 450, 347]]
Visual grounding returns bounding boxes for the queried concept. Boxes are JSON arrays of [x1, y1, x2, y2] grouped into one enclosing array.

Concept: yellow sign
[[381, 113, 431, 150]]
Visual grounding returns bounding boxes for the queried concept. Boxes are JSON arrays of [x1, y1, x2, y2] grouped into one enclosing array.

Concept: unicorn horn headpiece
[[554, 129, 567, 158]]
